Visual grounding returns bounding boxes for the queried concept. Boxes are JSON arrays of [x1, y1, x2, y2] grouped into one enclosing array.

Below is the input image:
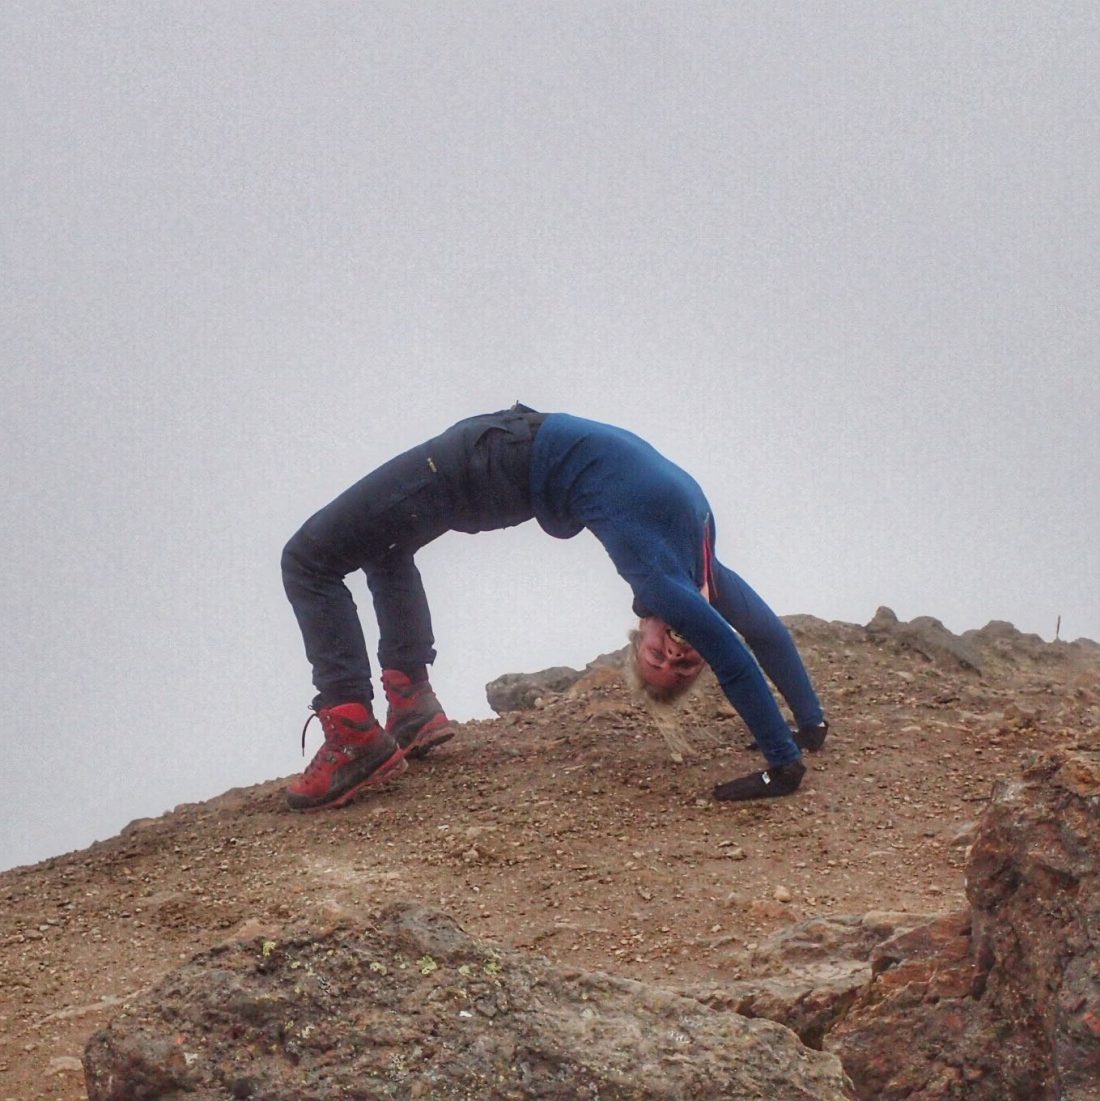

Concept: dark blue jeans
[[282, 410, 541, 707]]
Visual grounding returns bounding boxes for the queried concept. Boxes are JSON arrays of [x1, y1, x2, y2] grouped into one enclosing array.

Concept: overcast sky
[[3, 1, 1097, 872]]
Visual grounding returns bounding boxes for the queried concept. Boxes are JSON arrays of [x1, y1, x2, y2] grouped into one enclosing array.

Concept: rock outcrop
[[825, 750, 1100, 1100], [684, 911, 932, 1049], [666, 747, 1100, 1100], [487, 610, 1097, 715], [84, 903, 854, 1101], [485, 648, 626, 713], [484, 665, 588, 713], [865, 606, 985, 673]]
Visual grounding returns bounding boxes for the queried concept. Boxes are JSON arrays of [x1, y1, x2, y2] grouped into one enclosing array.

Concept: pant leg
[[281, 534, 375, 706], [710, 560, 824, 729], [366, 553, 436, 670], [281, 440, 450, 707], [282, 411, 540, 706]]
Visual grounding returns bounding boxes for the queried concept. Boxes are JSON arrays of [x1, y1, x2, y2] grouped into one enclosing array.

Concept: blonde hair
[[624, 627, 701, 759]]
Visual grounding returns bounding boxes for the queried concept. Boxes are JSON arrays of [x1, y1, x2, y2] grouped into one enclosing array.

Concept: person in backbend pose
[[281, 404, 829, 812]]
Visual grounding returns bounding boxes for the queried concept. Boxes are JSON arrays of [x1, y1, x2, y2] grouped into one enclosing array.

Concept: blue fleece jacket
[[530, 413, 815, 765]]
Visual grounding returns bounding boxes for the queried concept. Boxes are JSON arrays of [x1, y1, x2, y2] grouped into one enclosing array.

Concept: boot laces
[[300, 706, 341, 755], [301, 711, 318, 755]]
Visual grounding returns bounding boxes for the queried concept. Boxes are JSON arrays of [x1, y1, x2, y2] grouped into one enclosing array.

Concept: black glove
[[713, 759, 806, 802], [743, 720, 829, 754], [794, 720, 829, 752]]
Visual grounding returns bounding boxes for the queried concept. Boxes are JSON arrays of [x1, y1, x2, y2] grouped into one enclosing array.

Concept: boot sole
[[400, 718, 457, 761], [404, 730, 455, 760], [287, 749, 408, 812]]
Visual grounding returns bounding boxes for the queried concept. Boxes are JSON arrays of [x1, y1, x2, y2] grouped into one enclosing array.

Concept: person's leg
[[281, 529, 409, 810], [366, 553, 457, 758], [703, 553, 830, 802], [366, 554, 436, 672], [361, 410, 539, 756], [281, 534, 374, 707], [281, 442, 453, 809], [283, 409, 541, 799], [283, 438, 449, 706], [710, 560, 824, 729]]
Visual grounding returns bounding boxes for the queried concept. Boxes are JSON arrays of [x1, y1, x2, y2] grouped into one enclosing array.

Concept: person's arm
[[709, 561, 825, 730], [633, 573, 801, 767]]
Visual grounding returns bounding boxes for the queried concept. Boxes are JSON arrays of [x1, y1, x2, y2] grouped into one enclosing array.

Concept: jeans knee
[[281, 532, 306, 576], [281, 530, 338, 592], [282, 528, 361, 590]]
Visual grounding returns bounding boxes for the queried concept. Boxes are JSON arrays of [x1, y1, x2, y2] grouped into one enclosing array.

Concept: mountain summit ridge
[[2, 608, 1097, 1099]]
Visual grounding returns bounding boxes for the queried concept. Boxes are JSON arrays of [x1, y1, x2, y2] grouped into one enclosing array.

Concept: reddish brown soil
[[2, 615, 1096, 1100]]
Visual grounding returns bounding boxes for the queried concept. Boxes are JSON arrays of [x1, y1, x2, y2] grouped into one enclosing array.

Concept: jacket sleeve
[[631, 571, 801, 764]]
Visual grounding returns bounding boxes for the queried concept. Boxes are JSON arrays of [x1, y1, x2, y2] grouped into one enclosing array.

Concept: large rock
[[484, 665, 586, 713], [684, 911, 931, 1049], [824, 911, 980, 1098], [827, 750, 1100, 1100], [485, 648, 627, 713], [966, 751, 1100, 1099], [84, 903, 853, 1101], [865, 607, 984, 673]]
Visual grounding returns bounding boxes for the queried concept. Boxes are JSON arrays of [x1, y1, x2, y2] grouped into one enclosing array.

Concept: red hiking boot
[[381, 670, 456, 760], [286, 702, 406, 811]]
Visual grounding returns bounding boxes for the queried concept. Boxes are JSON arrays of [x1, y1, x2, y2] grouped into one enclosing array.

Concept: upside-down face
[[633, 617, 706, 695]]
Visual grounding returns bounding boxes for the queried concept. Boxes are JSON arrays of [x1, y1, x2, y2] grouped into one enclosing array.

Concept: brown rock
[[866, 608, 983, 674], [827, 750, 1100, 1101], [683, 913, 931, 1048], [485, 649, 628, 713], [966, 752, 1100, 1100], [84, 903, 854, 1101]]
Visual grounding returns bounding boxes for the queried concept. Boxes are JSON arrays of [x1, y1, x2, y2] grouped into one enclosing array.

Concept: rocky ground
[[2, 609, 1098, 1100]]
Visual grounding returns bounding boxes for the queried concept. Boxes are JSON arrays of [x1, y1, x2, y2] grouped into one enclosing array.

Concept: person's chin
[[643, 672, 679, 692]]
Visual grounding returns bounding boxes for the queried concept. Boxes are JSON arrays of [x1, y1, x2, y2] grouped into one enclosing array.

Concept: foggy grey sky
[[3, 1, 1097, 872]]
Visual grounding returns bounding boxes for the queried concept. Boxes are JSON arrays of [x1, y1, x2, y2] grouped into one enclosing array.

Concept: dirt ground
[[2, 613, 1097, 1101]]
